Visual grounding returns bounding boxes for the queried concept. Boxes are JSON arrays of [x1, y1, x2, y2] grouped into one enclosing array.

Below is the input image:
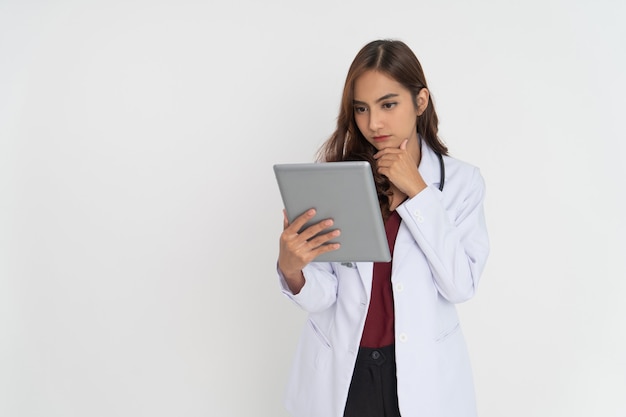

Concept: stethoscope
[[436, 152, 445, 192]]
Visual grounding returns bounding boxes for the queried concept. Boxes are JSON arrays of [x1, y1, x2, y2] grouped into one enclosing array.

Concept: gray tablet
[[273, 161, 391, 262]]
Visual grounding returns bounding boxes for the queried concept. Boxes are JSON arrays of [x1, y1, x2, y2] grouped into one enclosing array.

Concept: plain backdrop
[[1, 1, 625, 416]]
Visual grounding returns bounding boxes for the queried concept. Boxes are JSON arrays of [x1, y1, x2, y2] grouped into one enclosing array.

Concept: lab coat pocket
[[308, 318, 332, 349], [307, 318, 331, 371], [435, 321, 460, 343]]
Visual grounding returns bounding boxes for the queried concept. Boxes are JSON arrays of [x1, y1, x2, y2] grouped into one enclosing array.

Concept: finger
[[310, 241, 341, 257], [400, 138, 408, 150], [307, 228, 341, 248], [283, 209, 289, 230], [299, 218, 334, 242], [375, 154, 400, 168], [374, 147, 402, 159], [286, 208, 316, 233]]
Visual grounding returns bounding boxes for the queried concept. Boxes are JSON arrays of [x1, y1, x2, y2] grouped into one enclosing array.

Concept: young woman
[[277, 39, 489, 417]]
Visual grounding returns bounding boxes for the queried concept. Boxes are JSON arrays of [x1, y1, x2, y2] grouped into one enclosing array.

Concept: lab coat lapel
[[389, 222, 412, 272], [418, 140, 442, 192]]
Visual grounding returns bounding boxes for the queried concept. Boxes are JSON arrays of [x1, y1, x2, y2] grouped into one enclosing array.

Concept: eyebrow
[[353, 93, 399, 105]]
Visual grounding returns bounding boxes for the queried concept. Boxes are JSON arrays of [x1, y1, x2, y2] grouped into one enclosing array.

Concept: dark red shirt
[[359, 210, 402, 348]]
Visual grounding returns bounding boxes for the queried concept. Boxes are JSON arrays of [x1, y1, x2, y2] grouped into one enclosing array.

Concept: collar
[[418, 137, 443, 190]]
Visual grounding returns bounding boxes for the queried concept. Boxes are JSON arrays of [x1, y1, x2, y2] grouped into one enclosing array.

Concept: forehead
[[353, 70, 410, 101]]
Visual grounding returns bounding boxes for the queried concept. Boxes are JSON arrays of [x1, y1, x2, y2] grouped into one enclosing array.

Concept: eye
[[354, 105, 368, 114], [382, 102, 397, 110]]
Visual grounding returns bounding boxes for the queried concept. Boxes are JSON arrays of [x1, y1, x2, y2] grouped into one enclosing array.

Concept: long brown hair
[[317, 39, 448, 219]]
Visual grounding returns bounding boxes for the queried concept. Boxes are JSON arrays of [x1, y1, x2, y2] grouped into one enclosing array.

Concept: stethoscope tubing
[[436, 152, 445, 192]]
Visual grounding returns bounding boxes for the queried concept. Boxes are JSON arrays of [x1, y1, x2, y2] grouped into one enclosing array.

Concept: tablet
[[273, 161, 391, 262]]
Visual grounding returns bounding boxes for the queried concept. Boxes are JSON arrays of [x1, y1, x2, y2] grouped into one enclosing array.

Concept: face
[[353, 70, 428, 154]]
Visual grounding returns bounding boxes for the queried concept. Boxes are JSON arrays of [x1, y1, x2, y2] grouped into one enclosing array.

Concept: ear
[[415, 88, 430, 116]]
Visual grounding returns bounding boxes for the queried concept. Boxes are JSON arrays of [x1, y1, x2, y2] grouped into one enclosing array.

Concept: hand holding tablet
[[274, 161, 391, 263]]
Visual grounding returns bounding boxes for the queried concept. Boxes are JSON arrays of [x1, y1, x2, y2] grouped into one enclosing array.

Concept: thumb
[[400, 138, 409, 150]]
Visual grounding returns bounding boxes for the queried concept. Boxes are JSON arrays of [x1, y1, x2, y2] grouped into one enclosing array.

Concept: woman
[[277, 39, 489, 417]]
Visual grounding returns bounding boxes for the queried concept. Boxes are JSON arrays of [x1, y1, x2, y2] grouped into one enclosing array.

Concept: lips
[[373, 135, 390, 142]]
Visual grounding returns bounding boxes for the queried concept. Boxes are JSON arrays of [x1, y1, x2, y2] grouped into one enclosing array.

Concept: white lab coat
[[278, 143, 490, 417]]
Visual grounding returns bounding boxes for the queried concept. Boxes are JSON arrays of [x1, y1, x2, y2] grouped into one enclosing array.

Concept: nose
[[368, 108, 383, 132]]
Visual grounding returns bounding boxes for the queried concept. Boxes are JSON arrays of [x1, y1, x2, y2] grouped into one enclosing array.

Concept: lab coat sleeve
[[396, 167, 489, 303], [277, 262, 338, 313]]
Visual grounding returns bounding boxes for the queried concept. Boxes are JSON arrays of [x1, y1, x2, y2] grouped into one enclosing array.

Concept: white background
[[1, 1, 625, 416]]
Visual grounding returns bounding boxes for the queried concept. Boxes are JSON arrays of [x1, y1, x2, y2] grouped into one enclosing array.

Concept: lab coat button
[[399, 333, 408, 343], [395, 283, 404, 292]]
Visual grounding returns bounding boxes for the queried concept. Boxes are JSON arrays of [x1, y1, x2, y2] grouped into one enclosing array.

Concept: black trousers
[[343, 344, 401, 417]]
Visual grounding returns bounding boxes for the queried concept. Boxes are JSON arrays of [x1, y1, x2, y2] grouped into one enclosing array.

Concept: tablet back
[[273, 161, 391, 262]]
